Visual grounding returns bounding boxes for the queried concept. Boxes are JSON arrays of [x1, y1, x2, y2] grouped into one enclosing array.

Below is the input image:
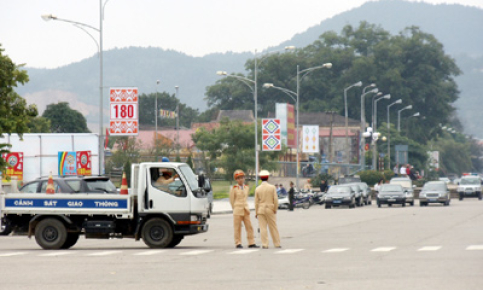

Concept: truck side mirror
[[197, 174, 205, 188]]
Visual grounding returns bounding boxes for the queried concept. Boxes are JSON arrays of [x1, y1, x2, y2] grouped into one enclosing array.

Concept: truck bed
[[1, 193, 133, 218]]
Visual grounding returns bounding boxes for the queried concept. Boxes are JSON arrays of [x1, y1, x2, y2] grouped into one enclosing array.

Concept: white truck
[[0, 162, 211, 249], [457, 175, 482, 200]]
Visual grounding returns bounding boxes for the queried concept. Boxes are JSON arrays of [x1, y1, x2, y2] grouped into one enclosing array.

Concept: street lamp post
[[41, 0, 108, 175], [155, 80, 160, 158], [175, 86, 180, 156], [386, 99, 403, 166], [370, 92, 383, 128], [398, 105, 413, 132], [217, 46, 295, 183], [372, 94, 391, 169], [406, 112, 420, 135], [262, 62, 332, 190], [343, 81, 362, 164], [360, 88, 379, 170]]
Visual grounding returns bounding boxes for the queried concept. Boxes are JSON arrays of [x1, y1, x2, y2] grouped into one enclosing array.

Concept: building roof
[[128, 129, 195, 150], [216, 110, 254, 122], [298, 112, 359, 127]]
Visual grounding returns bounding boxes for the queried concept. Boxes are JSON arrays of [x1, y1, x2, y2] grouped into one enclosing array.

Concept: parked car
[[389, 177, 415, 206], [324, 185, 356, 209], [457, 176, 482, 200], [377, 184, 406, 207], [19, 175, 118, 194], [347, 184, 363, 207], [438, 177, 451, 184], [419, 181, 451, 206], [346, 182, 372, 205]]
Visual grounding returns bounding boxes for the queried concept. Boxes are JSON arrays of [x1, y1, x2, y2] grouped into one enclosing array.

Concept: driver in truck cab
[[155, 168, 179, 185]]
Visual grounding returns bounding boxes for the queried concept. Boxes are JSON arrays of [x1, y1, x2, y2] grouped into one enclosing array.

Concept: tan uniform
[[229, 184, 255, 245], [303, 183, 312, 191], [255, 181, 280, 248]]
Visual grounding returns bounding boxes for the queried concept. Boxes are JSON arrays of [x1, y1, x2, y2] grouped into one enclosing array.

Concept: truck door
[[144, 166, 190, 214]]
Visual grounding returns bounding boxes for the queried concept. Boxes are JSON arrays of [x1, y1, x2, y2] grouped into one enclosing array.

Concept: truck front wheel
[[141, 218, 173, 248], [35, 219, 68, 250], [167, 235, 184, 248], [61, 233, 80, 249]]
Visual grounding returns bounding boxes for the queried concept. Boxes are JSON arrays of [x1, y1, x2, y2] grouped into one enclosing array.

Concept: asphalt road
[[0, 199, 482, 290]]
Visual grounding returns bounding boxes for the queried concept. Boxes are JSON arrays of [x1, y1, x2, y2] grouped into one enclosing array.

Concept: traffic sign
[[109, 87, 139, 136]]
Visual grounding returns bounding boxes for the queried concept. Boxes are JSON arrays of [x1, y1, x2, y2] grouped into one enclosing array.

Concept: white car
[[389, 177, 415, 206], [457, 176, 482, 200]]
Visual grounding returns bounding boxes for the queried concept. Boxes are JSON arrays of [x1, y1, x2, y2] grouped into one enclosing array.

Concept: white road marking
[[228, 249, 260, 255], [87, 251, 123, 256], [371, 247, 396, 252], [275, 249, 304, 254], [39, 251, 75, 257], [418, 246, 442, 251], [133, 250, 166, 256], [323, 248, 350, 253], [179, 250, 213, 256], [466, 245, 483, 250], [0, 252, 26, 257]]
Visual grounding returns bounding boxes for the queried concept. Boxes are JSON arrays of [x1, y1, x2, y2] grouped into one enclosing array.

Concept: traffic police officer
[[229, 169, 259, 249], [255, 170, 281, 249]]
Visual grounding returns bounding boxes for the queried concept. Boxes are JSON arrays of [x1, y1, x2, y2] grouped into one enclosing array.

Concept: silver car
[[346, 182, 372, 205], [389, 177, 415, 206], [377, 184, 406, 207], [419, 181, 450, 206]]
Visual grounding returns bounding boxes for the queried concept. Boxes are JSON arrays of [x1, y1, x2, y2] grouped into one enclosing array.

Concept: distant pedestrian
[[319, 180, 328, 193], [303, 179, 312, 191], [374, 179, 384, 192], [393, 164, 399, 177], [406, 164, 411, 176], [255, 170, 281, 249], [279, 184, 287, 195], [229, 169, 259, 249], [288, 181, 295, 211], [400, 164, 407, 177]]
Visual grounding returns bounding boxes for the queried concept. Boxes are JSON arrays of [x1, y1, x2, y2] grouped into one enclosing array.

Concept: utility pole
[[328, 111, 335, 163]]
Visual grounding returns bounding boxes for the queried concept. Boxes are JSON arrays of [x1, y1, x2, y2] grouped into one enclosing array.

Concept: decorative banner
[[275, 103, 296, 149], [109, 87, 139, 136], [262, 119, 281, 151], [302, 125, 319, 153], [2, 152, 24, 181], [428, 151, 439, 169], [286, 104, 296, 148], [58, 152, 77, 176], [159, 109, 177, 119], [76, 151, 92, 176]]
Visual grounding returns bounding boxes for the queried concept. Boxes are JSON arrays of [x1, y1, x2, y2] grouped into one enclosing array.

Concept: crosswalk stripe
[[228, 249, 260, 255], [0, 252, 26, 257], [371, 247, 396, 252], [418, 246, 442, 251], [466, 245, 483, 250], [275, 249, 304, 254], [39, 251, 75, 257], [179, 250, 213, 256], [323, 248, 349, 253], [133, 250, 166, 256], [87, 250, 122, 256]]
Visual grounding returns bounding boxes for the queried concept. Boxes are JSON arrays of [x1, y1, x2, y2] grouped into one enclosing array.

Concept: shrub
[[359, 170, 385, 186]]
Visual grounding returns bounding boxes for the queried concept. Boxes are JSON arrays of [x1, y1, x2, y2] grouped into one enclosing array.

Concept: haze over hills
[[16, 0, 483, 137]]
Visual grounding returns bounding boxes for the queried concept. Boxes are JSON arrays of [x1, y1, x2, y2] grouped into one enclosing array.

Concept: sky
[[1, 0, 482, 69]]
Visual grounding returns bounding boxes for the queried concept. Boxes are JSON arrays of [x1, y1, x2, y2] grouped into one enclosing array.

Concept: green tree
[[105, 137, 142, 187], [27, 116, 51, 133], [192, 118, 283, 180], [42, 102, 90, 133], [138, 92, 200, 129], [0, 44, 38, 170]]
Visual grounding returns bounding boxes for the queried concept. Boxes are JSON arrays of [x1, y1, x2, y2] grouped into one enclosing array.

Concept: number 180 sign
[[109, 87, 139, 136]]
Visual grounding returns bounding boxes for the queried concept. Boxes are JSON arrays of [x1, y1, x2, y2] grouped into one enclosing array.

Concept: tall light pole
[[372, 94, 391, 169], [360, 88, 379, 170], [398, 105, 413, 132], [155, 80, 160, 156], [370, 92, 383, 128], [262, 62, 332, 190], [386, 99, 402, 166], [175, 86, 180, 156], [343, 81, 362, 164], [406, 112, 420, 135], [41, 0, 108, 175], [216, 46, 295, 183]]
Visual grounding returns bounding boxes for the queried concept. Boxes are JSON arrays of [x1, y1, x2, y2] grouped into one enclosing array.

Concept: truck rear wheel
[[61, 233, 80, 249], [141, 218, 173, 248], [35, 219, 68, 250]]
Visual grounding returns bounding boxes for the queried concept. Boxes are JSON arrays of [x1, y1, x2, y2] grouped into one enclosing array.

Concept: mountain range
[[15, 0, 483, 137]]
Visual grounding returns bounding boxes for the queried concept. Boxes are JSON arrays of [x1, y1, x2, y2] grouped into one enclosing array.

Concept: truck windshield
[[179, 165, 199, 191]]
